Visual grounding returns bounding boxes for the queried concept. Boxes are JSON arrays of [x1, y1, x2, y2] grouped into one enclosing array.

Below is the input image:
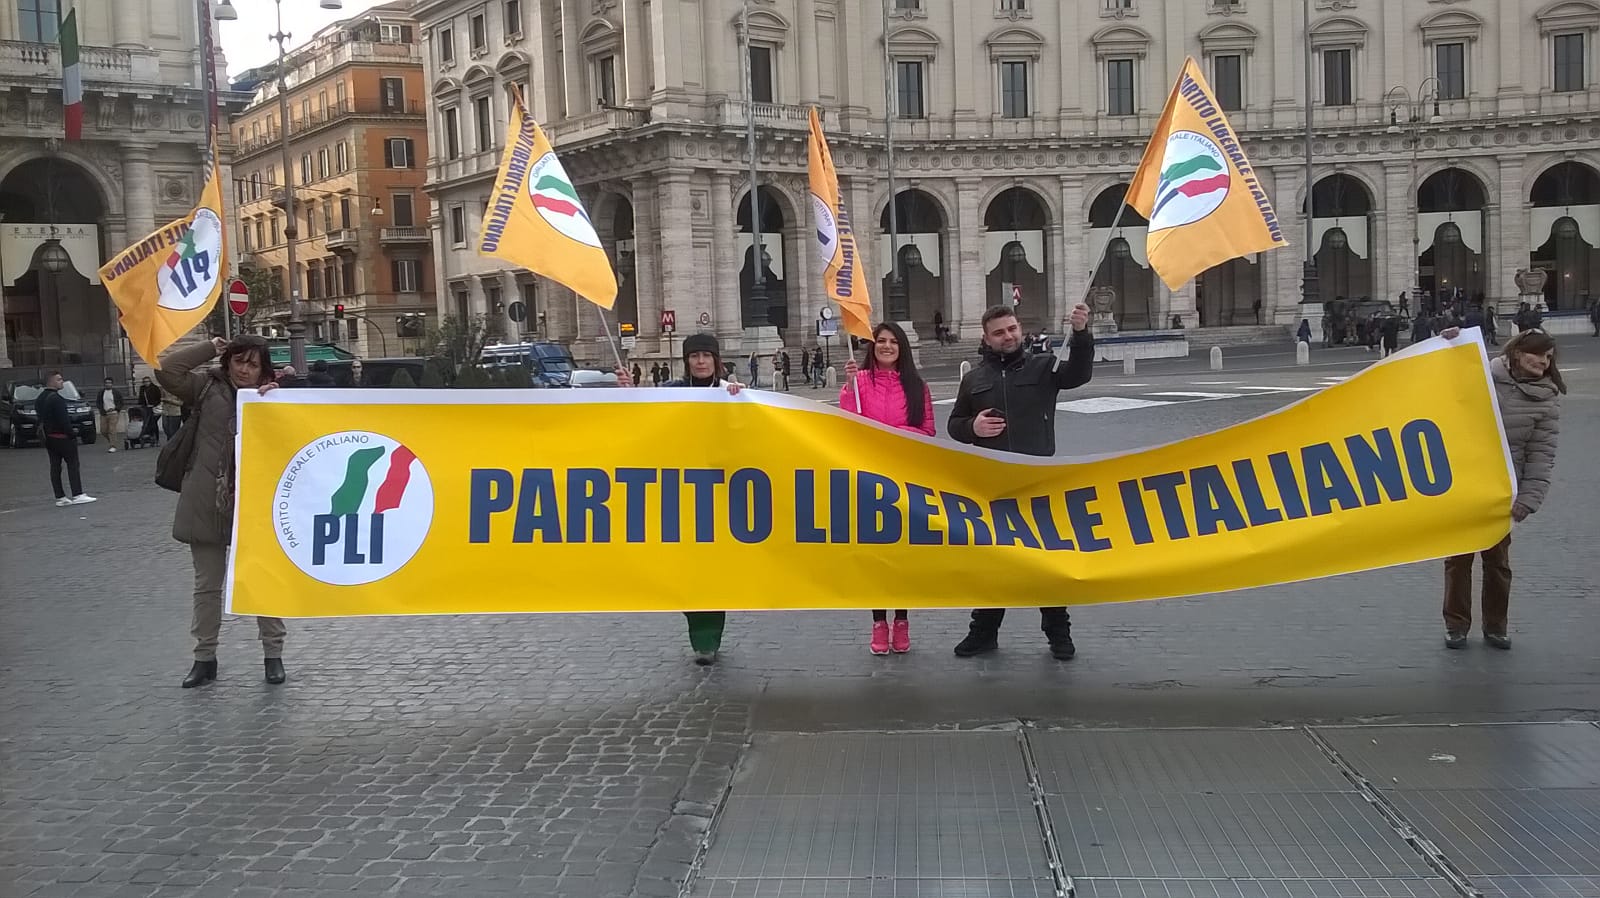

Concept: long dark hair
[[1503, 330, 1567, 395], [864, 321, 928, 428], [219, 335, 274, 388]]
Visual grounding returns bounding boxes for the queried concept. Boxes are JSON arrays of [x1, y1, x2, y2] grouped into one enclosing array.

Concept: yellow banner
[[807, 106, 874, 340], [1126, 58, 1288, 291], [228, 335, 1513, 618], [478, 87, 616, 309], [98, 140, 227, 368]]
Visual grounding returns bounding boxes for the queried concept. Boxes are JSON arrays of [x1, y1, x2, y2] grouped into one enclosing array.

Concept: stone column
[[1382, 159, 1411, 307], [1168, 280, 1197, 329], [795, 0, 818, 102], [711, 173, 741, 345], [114, 0, 144, 48], [1276, 163, 1310, 307], [953, 178, 984, 339], [1047, 222, 1067, 329], [656, 170, 695, 342], [630, 176, 664, 348], [1059, 175, 1088, 323], [1495, 154, 1527, 312], [122, 143, 158, 239]]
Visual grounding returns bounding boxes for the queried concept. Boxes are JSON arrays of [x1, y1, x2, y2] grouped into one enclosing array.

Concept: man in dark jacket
[[948, 303, 1093, 659], [616, 333, 742, 664], [37, 372, 95, 506], [305, 359, 336, 387]]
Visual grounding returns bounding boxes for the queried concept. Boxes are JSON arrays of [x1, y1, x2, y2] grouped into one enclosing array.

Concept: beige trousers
[[98, 410, 122, 439], [190, 543, 286, 661]]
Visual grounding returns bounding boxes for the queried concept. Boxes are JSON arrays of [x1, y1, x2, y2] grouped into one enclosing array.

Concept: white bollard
[[958, 360, 972, 381], [1122, 356, 1136, 375], [1295, 340, 1310, 366], [825, 366, 838, 388], [1209, 346, 1223, 371]]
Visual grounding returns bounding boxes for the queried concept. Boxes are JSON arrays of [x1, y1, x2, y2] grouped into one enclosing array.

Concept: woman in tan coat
[[156, 336, 288, 687], [1443, 329, 1565, 650]]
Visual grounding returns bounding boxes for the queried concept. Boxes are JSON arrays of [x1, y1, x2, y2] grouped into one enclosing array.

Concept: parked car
[[480, 341, 577, 387], [1, 381, 96, 448], [568, 369, 620, 388]]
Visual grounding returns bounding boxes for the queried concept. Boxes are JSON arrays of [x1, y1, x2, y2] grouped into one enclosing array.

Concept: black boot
[[1048, 633, 1077, 660], [182, 659, 217, 688], [264, 658, 286, 684], [953, 630, 998, 657]]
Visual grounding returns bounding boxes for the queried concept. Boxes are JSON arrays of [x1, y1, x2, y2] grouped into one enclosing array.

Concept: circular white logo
[[157, 208, 224, 312], [1149, 131, 1231, 233], [274, 431, 434, 586], [528, 153, 602, 248], [811, 193, 838, 264]]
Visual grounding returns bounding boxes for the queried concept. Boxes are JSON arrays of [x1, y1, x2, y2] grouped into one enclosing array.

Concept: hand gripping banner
[[227, 334, 1513, 618]]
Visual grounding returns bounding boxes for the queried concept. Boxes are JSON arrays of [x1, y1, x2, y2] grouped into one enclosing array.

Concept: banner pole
[[1082, 197, 1132, 307], [591, 302, 627, 370]]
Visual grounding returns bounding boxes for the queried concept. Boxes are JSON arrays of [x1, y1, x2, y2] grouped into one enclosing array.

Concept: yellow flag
[[807, 106, 873, 340], [1126, 58, 1288, 291], [479, 87, 616, 308], [97, 140, 228, 369]]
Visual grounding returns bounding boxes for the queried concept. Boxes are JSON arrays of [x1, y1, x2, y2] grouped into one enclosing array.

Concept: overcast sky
[[218, 0, 384, 77]]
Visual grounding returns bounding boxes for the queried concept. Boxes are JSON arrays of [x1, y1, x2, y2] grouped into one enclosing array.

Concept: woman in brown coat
[[1443, 329, 1565, 650], [156, 336, 288, 687]]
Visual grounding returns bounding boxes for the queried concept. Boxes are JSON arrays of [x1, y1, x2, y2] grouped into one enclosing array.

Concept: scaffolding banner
[[227, 332, 1512, 618]]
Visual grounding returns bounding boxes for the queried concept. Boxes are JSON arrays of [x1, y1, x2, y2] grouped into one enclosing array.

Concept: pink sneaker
[[870, 620, 890, 655], [891, 618, 910, 653]]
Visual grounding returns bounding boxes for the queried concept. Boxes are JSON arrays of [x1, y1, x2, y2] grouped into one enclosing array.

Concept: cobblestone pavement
[[2, 339, 1596, 897]]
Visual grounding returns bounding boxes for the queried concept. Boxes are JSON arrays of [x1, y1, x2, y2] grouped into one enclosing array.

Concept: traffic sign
[[660, 309, 676, 333], [1010, 283, 1023, 305], [507, 300, 527, 323], [698, 311, 710, 327], [621, 335, 638, 350], [227, 278, 249, 316]]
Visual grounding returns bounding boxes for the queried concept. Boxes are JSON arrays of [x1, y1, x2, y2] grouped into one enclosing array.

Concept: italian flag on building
[[59, 8, 81, 141]]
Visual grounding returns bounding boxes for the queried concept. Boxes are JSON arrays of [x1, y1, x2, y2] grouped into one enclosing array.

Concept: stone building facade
[[415, 0, 1600, 361], [230, 1, 437, 359], [0, 0, 235, 371]]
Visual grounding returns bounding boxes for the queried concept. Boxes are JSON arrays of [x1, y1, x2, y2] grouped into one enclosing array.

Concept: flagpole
[[1080, 193, 1133, 305], [591, 302, 627, 371]]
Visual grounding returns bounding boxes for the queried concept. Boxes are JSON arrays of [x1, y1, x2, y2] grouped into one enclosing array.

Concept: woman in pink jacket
[[840, 321, 936, 655]]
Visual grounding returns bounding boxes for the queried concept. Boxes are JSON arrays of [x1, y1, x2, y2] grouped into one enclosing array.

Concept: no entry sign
[[227, 278, 250, 316]]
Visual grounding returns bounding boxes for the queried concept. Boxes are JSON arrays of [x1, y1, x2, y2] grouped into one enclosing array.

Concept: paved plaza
[[2, 341, 1597, 898]]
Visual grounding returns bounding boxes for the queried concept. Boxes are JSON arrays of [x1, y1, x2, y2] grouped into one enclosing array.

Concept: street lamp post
[[221, 0, 345, 374], [1300, 0, 1319, 311], [1385, 78, 1441, 312], [739, 0, 766, 319]]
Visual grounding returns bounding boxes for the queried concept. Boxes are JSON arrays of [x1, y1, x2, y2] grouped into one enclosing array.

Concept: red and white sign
[[227, 277, 250, 316], [660, 309, 676, 333], [1010, 284, 1022, 305]]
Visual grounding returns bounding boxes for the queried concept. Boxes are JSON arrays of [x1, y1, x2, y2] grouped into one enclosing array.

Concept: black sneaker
[[1048, 635, 1077, 660], [1444, 631, 1468, 649], [1484, 633, 1512, 650], [953, 632, 998, 657]]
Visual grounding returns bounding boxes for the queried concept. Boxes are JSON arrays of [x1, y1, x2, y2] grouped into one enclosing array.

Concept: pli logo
[[275, 431, 433, 586]]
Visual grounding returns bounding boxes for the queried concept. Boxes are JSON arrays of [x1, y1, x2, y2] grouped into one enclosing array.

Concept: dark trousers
[[162, 415, 182, 439], [1444, 535, 1512, 635], [969, 607, 1070, 638], [139, 406, 160, 441], [871, 610, 908, 622], [44, 435, 83, 498]]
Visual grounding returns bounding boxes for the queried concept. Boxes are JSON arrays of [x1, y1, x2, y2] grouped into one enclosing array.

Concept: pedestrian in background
[[138, 376, 162, 444], [947, 303, 1094, 660], [160, 389, 184, 440], [306, 359, 336, 387], [37, 371, 95, 507], [95, 377, 124, 453], [812, 350, 825, 387], [1439, 328, 1564, 650], [1296, 318, 1313, 345], [157, 336, 288, 688], [840, 322, 934, 655], [615, 334, 742, 665], [781, 350, 792, 391], [800, 348, 811, 386], [748, 352, 759, 387], [631, 363, 643, 387]]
